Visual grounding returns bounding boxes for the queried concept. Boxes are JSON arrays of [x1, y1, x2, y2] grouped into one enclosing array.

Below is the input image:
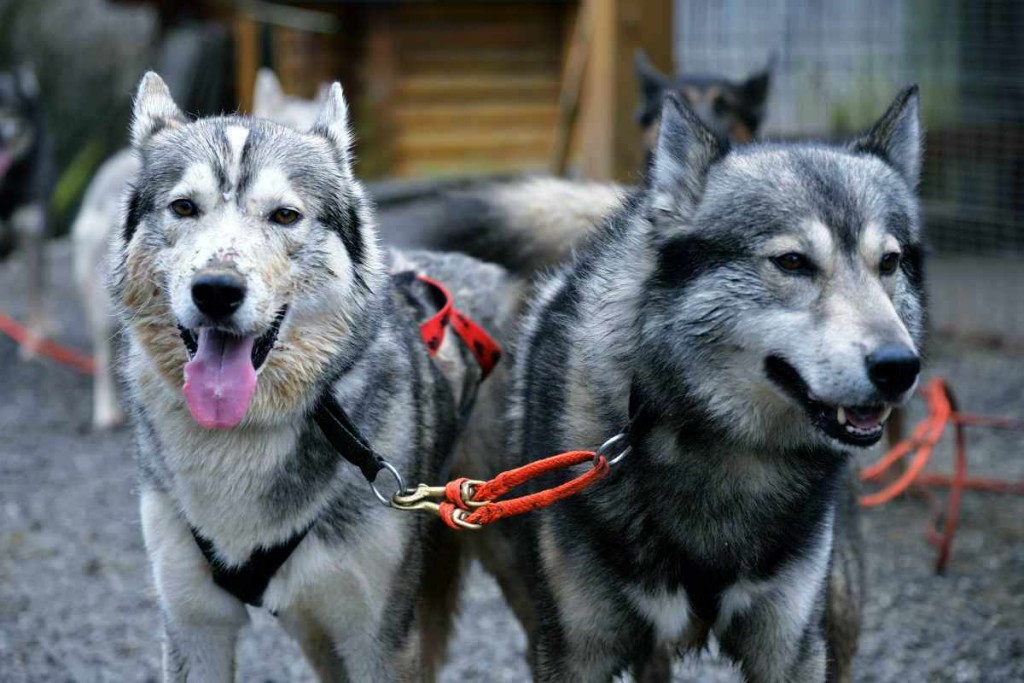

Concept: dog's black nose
[[191, 272, 246, 320], [866, 343, 920, 396]]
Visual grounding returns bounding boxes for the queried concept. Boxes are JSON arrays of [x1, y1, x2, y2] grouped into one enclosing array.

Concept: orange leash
[[860, 377, 1024, 572], [0, 310, 95, 375], [438, 451, 610, 529], [391, 438, 627, 530]]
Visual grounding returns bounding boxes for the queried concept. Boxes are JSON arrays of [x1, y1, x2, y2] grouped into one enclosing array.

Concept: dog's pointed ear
[[741, 55, 774, 110], [648, 92, 729, 220], [849, 85, 922, 187], [310, 82, 353, 169], [131, 72, 185, 148], [634, 49, 670, 123], [252, 68, 284, 118]]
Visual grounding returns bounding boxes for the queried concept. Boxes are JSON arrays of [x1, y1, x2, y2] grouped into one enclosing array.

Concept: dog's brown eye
[[772, 252, 814, 275], [170, 199, 198, 218], [270, 207, 301, 226], [879, 252, 901, 275]]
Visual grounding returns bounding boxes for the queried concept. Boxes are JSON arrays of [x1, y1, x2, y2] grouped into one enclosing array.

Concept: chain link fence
[[675, 0, 1023, 343]]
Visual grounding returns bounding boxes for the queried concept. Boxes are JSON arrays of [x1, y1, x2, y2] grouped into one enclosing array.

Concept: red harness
[[413, 274, 501, 379]]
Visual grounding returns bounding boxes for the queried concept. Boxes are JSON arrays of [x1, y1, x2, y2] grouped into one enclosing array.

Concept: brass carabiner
[[389, 481, 487, 530], [459, 479, 489, 508], [392, 483, 447, 509]]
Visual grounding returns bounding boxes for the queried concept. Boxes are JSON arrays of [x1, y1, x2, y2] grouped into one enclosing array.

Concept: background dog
[[73, 69, 324, 430], [111, 72, 514, 681], [459, 87, 924, 681], [0, 63, 54, 348], [634, 49, 773, 150]]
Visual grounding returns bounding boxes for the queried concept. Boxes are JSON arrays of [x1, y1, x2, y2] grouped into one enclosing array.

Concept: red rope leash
[[392, 448, 613, 530], [0, 310, 95, 375], [860, 377, 1024, 572], [438, 451, 610, 529]]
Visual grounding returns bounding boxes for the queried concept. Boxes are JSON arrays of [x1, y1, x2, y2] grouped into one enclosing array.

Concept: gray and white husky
[[74, 69, 324, 430], [460, 87, 925, 681], [111, 72, 513, 681]]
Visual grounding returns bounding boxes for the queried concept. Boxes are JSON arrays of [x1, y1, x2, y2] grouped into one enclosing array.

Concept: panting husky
[[74, 69, 323, 430], [458, 87, 925, 682], [111, 72, 515, 681]]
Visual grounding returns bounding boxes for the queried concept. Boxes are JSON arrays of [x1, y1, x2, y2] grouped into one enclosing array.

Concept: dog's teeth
[[880, 406, 893, 422], [837, 406, 846, 425]]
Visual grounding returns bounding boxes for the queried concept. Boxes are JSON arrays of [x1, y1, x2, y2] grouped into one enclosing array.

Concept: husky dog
[[74, 69, 323, 429], [461, 87, 925, 681], [0, 64, 54, 345], [400, 53, 773, 276], [634, 49, 772, 148], [112, 72, 512, 680]]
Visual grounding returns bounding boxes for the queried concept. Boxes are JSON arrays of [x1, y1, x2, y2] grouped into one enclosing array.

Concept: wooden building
[[125, 0, 672, 182]]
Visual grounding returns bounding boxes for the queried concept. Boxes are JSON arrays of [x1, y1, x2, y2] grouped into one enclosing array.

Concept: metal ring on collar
[[595, 432, 631, 466], [371, 461, 406, 507]]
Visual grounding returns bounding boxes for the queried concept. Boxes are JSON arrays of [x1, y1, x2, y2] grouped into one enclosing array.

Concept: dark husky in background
[[0, 64, 53, 343], [634, 49, 773, 149], [460, 87, 925, 681]]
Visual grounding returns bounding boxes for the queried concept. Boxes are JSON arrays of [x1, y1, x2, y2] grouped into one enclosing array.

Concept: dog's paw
[[17, 329, 44, 361], [92, 405, 125, 431], [18, 313, 58, 360]]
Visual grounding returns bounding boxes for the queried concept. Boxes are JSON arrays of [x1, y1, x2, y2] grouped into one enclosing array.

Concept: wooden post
[[550, 0, 594, 176], [577, 0, 672, 181], [235, 15, 259, 113], [359, 7, 398, 178]]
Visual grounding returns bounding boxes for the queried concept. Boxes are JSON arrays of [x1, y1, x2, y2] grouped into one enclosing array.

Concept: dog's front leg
[[140, 489, 249, 682], [715, 551, 831, 683], [11, 203, 50, 352]]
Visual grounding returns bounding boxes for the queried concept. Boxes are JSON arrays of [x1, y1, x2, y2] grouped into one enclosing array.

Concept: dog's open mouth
[[765, 354, 892, 447], [178, 306, 287, 429]]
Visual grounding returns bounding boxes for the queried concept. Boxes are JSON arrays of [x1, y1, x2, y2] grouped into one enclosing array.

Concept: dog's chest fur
[[517, 268, 843, 638], [555, 422, 840, 625]]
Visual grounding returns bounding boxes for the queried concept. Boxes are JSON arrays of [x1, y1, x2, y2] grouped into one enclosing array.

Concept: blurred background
[[1, 1, 1022, 680], [1, 0, 1020, 342]]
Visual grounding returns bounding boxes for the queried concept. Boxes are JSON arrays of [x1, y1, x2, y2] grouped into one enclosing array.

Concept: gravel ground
[[1, 241, 1022, 682]]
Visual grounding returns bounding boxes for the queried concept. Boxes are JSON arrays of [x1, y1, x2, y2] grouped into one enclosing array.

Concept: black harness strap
[[313, 390, 386, 483], [191, 523, 312, 607]]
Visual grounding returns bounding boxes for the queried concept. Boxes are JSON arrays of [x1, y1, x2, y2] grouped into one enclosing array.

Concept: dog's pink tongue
[[183, 329, 257, 429]]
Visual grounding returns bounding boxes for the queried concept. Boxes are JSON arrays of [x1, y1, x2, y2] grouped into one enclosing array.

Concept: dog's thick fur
[[74, 69, 324, 429], [0, 64, 54, 343], [460, 88, 925, 681], [111, 72, 515, 681]]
